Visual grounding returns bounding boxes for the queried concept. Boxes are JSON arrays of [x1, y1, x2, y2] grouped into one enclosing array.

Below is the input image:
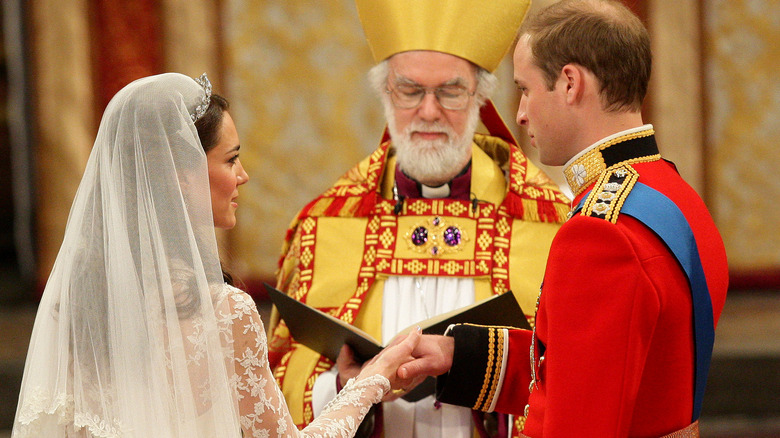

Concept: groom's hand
[[397, 334, 454, 380]]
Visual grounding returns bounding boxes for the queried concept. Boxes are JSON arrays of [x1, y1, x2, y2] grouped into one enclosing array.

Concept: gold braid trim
[[473, 327, 496, 410], [519, 421, 700, 438], [661, 421, 699, 437], [565, 128, 657, 197], [472, 326, 507, 411], [483, 327, 505, 410]]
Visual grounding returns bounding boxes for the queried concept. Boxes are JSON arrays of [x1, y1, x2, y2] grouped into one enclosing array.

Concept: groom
[[398, 1, 729, 437]]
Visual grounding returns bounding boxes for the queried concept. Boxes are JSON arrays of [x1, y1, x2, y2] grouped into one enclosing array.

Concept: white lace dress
[[218, 285, 389, 438]]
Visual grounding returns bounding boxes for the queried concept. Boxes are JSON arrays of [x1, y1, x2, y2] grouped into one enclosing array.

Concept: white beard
[[386, 101, 480, 185]]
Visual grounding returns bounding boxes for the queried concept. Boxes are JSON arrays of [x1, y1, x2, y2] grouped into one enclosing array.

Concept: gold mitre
[[356, 0, 531, 72]]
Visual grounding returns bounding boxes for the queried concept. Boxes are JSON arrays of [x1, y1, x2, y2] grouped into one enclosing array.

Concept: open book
[[265, 283, 530, 401]]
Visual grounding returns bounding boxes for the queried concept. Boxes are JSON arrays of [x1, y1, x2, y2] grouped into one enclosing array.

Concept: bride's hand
[[356, 327, 421, 396]]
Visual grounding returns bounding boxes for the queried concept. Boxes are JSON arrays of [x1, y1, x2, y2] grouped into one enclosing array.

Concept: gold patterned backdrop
[[223, 0, 396, 281], [704, 0, 780, 272], [27, 0, 780, 291]]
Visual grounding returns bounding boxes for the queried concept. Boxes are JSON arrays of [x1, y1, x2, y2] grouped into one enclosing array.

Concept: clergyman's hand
[[336, 344, 363, 388], [397, 334, 454, 381]]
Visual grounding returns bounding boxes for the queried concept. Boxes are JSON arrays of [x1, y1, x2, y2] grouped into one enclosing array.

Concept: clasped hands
[[340, 330, 455, 402]]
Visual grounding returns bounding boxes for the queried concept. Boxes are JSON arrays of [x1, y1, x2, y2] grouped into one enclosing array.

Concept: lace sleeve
[[225, 287, 389, 437]]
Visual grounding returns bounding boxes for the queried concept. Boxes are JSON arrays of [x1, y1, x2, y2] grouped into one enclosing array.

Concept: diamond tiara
[[191, 73, 212, 122]]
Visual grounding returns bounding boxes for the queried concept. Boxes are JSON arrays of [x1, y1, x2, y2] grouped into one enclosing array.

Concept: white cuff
[[311, 367, 339, 417]]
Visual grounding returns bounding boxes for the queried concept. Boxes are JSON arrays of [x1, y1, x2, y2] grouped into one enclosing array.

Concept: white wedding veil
[[13, 73, 241, 437]]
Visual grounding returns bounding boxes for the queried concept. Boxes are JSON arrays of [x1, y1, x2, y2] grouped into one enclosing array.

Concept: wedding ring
[[391, 388, 407, 396]]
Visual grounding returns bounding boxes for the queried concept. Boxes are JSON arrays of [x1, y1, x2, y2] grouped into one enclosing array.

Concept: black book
[[265, 283, 530, 401]]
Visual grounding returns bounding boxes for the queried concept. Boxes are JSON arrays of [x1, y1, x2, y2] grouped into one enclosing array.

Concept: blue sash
[[575, 182, 714, 421]]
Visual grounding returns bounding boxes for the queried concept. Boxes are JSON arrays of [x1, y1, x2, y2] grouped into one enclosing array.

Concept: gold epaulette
[[579, 164, 640, 224]]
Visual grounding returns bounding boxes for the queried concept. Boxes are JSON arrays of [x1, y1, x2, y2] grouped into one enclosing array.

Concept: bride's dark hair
[[193, 93, 237, 286], [194, 93, 229, 153]]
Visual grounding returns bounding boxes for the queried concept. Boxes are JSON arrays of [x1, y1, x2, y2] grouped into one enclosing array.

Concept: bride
[[12, 73, 419, 438]]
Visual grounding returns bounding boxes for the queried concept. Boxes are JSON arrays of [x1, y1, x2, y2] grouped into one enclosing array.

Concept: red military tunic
[[436, 127, 729, 437]]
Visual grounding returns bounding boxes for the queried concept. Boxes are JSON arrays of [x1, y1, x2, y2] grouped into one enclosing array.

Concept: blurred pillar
[[648, 0, 705, 194], [29, 0, 95, 292]]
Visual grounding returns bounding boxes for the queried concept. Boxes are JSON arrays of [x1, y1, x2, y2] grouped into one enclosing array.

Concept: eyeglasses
[[385, 83, 475, 111]]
